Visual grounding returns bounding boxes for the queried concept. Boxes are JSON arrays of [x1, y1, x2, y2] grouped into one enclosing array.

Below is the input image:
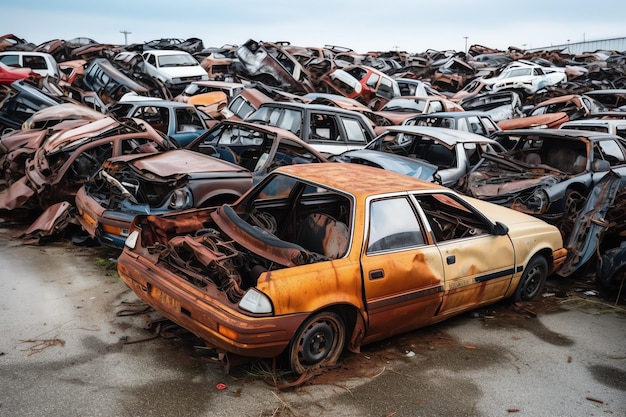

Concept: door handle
[[369, 269, 384, 280], [447, 255, 456, 265]]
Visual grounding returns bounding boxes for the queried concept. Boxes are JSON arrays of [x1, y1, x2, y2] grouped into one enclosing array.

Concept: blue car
[[108, 98, 209, 147]]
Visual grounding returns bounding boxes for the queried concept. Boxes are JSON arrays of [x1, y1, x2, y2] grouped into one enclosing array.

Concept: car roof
[[410, 111, 496, 119], [0, 51, 54, 57], [382, 125, 500, 145], [274, 163, 444, 197], [497, 128, 623, 142], [116, 99, 197, 108], [257, 101, 367, 115], [144, 50, 193, 56], [189, 80, 246, 89], [560, 119, 626, 127]]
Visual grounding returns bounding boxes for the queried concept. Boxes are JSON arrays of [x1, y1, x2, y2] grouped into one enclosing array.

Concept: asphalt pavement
[[1, 226, 625, 417]]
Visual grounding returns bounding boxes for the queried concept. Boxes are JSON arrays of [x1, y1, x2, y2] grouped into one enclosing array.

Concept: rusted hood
[[42, 117, 120, 153], [0, 176, 35, 210], [108, 149, 249, 177], [498, 112, 568, 130], [0, 129, 46, 153], [16, 201, 73, 245], [465, 171, 559, 198]]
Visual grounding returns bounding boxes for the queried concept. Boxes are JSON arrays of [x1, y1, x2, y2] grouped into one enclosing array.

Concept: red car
[[0, 61, 40, 85]]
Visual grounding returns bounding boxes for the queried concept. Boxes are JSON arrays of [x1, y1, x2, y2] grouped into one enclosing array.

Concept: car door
[[360, 195, 445, 343], [411, 192, 516, 317]]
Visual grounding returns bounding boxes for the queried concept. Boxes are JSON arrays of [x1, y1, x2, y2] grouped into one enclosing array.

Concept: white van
[[0, 51, 60, 78]]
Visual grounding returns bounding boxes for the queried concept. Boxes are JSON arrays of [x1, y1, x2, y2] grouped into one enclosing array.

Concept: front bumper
[[117, 249, 307, 358]]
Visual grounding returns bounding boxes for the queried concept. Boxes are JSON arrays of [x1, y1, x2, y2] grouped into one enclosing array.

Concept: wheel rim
[[290, 312, 345, 375], [519, 260, 547, 300], [522, 265, 542, 298]]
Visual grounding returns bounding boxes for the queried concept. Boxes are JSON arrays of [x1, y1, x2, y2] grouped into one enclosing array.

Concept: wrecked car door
[[360, 195, 445, 342], [412, 193, 516, 316]]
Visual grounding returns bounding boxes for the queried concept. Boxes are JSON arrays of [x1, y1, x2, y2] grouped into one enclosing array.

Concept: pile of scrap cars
[[2, 33, 626, 381]]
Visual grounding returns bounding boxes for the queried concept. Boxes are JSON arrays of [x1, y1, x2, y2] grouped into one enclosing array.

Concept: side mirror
[[493, 221, 509, 236], [592, 159, 611, 172]]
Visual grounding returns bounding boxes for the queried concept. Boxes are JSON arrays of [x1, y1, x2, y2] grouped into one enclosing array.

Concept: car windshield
[[381, 98, 427, 112], [157, 54, 198, 67]]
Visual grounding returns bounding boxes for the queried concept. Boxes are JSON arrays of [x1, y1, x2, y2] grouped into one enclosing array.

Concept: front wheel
[[515, 256, 548, 301], [288, 311, 345, 375]]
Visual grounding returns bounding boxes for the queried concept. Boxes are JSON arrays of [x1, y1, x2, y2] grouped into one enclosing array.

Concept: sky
[[4, 0, 626, 54]]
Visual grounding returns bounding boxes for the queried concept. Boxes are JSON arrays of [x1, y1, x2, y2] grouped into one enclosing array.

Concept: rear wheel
[[515, 256, 548, 301], [288, 311, 345, 375]]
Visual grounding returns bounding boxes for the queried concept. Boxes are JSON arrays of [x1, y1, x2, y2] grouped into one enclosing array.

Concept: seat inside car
[[296, 213, 349, 259]]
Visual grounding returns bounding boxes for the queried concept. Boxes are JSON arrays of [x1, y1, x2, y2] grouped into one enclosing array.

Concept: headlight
[[239, 288, 273, 314], [528, 188, 549, 213], [125, 230, 139, 249], [168, 188, 192, 209]]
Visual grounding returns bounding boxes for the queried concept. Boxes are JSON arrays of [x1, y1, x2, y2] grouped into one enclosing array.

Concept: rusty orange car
[[117, 163, 567, 376]]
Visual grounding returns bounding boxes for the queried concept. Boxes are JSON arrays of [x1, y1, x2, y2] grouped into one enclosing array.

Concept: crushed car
[[0, 116, 177, 215], [458, 129, 626, 235], [234, 39, 314, 95], [76, 120, 327, 248], [117, 163, 567, 377]]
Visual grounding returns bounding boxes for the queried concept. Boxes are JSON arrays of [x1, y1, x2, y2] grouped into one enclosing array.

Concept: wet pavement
[[0, 226, 625, 417]]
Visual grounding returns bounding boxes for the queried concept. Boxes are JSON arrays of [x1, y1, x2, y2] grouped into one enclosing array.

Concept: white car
[[0, 51, 60, 78], [480, 62, 566, 96], [141, 50, 208, 93]]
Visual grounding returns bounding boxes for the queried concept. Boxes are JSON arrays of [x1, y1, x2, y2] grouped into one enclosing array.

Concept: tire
[[515, 256, 548, 302], [288, 311, 345, 375]]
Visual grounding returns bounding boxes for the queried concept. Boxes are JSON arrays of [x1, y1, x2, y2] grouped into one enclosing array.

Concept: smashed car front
[[117, 204, 315, 358], [77, 150, 251, 248], [462, 153, 568, 216]]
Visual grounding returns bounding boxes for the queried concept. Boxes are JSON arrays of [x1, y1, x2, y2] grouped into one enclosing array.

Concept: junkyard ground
[[0, 224, 625, 417]]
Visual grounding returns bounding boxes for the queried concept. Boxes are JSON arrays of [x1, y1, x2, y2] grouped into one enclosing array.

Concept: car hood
[[464, 194, 555, 228], [108, 149, 248, 177], [465, 170, 560, 198], [157, 66, 207, 79]]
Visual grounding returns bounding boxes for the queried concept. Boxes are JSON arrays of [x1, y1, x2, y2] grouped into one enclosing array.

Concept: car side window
[[277, 108, 302, 135], [23, 55, 46, 70], [595, 140, 626, 166], [413, 193, 488, 243], [341, 118, 368, 144], [365, 73, 379, 89], [377, 77, 395, 99], [310, 113, 339, 141], [176, 108, 203, 132], [367, 197, 425, 253], [467, 116, 486, 135]]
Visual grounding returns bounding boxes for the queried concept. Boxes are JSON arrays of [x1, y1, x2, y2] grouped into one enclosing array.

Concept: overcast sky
[[5, 0, 626, 54]]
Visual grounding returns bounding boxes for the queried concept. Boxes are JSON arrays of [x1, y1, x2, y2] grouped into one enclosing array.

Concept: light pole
[[463, 36, 468, 54], [120, 30, 131, 45]]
